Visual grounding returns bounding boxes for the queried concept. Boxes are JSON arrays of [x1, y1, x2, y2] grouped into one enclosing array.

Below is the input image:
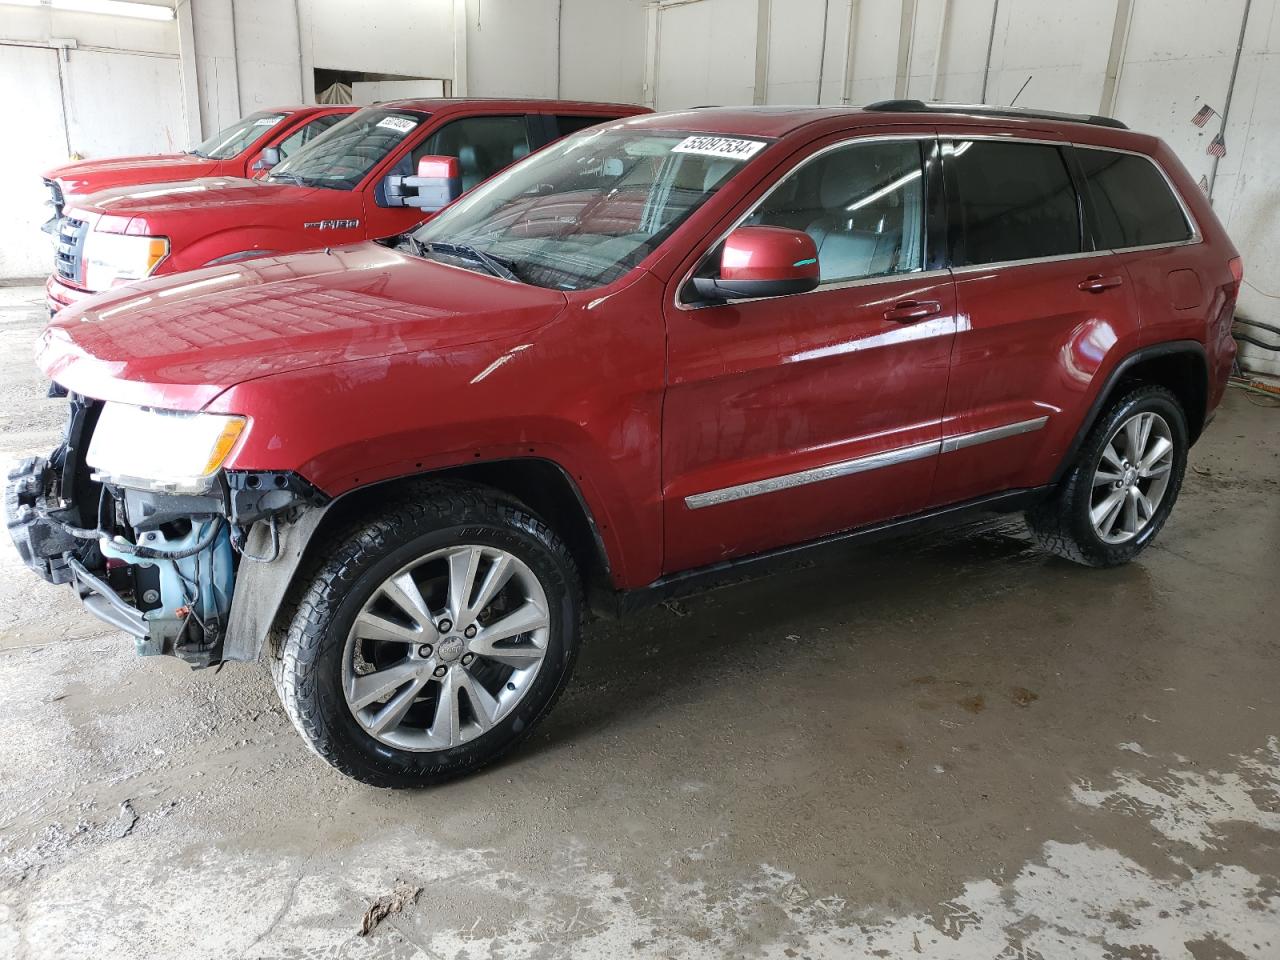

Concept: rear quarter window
[[1074, 147, 1193, 249]]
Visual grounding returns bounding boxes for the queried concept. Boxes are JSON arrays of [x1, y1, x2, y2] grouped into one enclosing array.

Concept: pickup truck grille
[[54, 217, 88, 285]]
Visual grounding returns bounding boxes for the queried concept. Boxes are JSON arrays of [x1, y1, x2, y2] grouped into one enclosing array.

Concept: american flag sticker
[[1191, 103, 1217, 127], [1207, 132, 1227, 157], [1198, 175, 1210, 193]]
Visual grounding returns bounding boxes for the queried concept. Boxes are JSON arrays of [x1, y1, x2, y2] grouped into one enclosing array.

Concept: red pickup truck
[[45, 98, 649, 313], [10, 103, 1239, 786], [42, 105, 355, 228]]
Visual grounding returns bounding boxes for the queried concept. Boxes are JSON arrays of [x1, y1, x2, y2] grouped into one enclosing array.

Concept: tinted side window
[[275, 114, 344, 160], [747, 139, 925, 283], [555, 115, 616, 138], [417, 115, 532, 191], [1075, 148, 1192, 248], [948, 140, 1080, 266]]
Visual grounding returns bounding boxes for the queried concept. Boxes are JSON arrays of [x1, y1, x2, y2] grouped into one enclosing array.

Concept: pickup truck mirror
[[384, 155, 464, 212], [692, 226, 821, 301], [251, 146, 282, 173]]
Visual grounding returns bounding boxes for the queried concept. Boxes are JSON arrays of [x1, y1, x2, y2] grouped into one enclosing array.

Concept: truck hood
[[68, 176, 312, 224], [37, 242, 568, 409], [46, 154, 220, 199]]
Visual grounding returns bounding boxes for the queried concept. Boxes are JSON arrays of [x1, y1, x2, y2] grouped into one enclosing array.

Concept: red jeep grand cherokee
[[42, 105, 355, 227], [45, 98, 648, 313], [8, 101, 1240, 786]]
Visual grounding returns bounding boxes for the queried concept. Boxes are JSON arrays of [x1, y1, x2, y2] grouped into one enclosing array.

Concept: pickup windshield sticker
[[671, 135, 767, 161], [376, 116, 418, 135], [254, 117, 283, 127]]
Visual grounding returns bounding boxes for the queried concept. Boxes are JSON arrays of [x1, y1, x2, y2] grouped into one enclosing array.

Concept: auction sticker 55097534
[[671, 135, 768, 161]]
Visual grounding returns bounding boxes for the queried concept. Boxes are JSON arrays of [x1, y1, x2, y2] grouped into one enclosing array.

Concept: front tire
[[272, 483, 582, 787], [1026, 385, 1188, 567]]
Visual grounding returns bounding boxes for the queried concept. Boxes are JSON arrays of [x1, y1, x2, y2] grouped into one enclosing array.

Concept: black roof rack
[[865, 99, 1128, 130]]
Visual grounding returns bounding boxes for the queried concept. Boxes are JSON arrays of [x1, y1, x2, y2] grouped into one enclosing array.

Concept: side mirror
[[252, 146, 282, 172], [385, 155, 463, 212], [692, 226, 820, 301]]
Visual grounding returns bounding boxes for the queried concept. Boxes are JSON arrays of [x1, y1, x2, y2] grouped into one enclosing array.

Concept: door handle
[[884, 299, 942, 323], [1078, 274, 1124, 293]]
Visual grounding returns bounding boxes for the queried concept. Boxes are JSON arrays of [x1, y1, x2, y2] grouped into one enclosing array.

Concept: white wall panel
[[559, 0, 647, 103], [931, 0, 998, 103], [983, 0, 1115, 111], [1211, 0, 1280, 372], [464, 0, 559, 97], [654, 0, 758, 109], [1112, 1, 1247, 186], [232, 0, 303, 110], [817, 0, 851, 103], [0, 45, 65, 278], [191, 0, 240, 134], [307, 0, 455, 78], [62, 49, 185, 155], [765, 0, 827, 104], [845, 0, 903, 104], [0, 3, 176, 54]]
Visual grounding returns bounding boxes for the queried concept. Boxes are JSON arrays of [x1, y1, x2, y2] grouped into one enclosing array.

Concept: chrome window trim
[[684, 415, 1050, 509], [675, 132, 938, 312], [709, 267, 953, 307], [950, 249, 1109, 276]]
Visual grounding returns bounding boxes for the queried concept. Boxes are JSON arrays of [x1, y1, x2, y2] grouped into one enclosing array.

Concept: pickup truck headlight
[[86, 403, 247, 494], [82, 230, 169, 291]]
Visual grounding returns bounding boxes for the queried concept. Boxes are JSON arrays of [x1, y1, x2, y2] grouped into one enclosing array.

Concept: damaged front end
[[5, 391, 326, 668]]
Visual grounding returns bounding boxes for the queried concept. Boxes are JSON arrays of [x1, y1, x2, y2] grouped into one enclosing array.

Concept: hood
[[37, 242, 568, 410], [46, 154, 220, 199], [68, 176, 312, 223]]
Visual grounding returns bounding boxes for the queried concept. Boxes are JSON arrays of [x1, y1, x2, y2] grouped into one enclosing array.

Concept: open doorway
[[314, 69, 451, 106]]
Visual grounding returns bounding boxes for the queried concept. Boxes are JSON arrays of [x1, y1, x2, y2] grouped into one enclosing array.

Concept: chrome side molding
[[940, 416, 1049, 453], [684, 440, 939, 510], [684, 415, 1049, 510]]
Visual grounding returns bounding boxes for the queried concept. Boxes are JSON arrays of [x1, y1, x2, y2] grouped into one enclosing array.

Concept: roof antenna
[[1009, 75, 1032, 107]]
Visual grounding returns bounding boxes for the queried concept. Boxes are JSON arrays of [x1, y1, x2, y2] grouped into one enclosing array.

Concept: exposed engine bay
[[6, 390, 325, 667]]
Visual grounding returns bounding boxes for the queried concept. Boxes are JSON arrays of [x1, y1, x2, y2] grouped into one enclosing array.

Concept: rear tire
[[271, 482, 582, 787], [1026, 385, 1188, 567]]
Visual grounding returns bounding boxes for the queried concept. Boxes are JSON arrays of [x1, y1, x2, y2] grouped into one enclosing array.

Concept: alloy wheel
[[1089, 411, 1175, 544], [341, 544, 550, 751]]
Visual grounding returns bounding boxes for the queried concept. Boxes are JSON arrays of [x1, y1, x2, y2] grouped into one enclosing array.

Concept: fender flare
[[1051, 339, 1208, 484]]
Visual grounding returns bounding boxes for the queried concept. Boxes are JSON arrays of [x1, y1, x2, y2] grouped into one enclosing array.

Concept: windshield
[[191, 111, 287, 160], [267, 107, 428, 191], [410, 128, 768, 290]]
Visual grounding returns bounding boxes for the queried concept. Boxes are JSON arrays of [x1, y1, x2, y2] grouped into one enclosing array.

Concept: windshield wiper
[[424, 241, 521, 283], [267, 172, 307, 186]]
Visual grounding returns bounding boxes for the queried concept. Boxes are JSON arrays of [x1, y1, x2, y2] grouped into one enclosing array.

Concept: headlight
[[82, 230, 169, 291], [86, 403, 247, 494]]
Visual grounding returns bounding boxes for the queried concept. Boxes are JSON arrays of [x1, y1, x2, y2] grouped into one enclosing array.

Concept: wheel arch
[[1053, 340, 1208, 484], [167, 225, 299, 272], [224, 457, 614, 662]]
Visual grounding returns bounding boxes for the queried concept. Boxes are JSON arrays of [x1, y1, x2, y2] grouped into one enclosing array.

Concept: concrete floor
[[1, 282, 1278, 960]]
